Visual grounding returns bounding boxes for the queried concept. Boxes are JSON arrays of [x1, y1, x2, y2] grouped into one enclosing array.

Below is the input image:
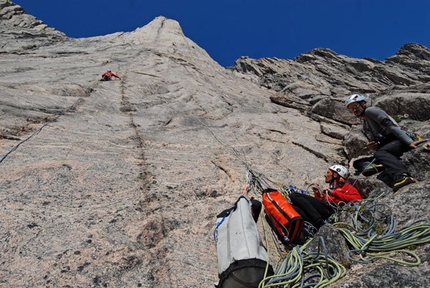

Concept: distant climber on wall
[[345, 94, 419, 192], [101, 70, 121, 81], [289, 164, 362, 229]]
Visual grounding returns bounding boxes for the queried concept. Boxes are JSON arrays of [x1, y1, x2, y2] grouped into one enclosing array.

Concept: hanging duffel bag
[[214, 195, 273, 288]]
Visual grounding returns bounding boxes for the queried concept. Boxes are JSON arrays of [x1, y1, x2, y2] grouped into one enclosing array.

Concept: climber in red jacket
[[289, 164, 362, 229], [101, 70, 121, 81], [312, 164, 362, 205]]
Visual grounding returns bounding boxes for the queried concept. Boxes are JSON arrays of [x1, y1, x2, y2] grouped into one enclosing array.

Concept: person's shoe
[[393, 174, 416, 192], [362, 164, 385, 176]]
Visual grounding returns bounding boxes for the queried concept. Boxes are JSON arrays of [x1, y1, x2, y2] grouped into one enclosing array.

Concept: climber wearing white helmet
[[345, 93, 418, 192], [311, 164, 362, 204], [289, 164, 362, 230]]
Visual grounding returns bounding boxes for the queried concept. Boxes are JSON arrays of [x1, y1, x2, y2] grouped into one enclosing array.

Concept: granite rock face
[[1, 1, 429, 287]]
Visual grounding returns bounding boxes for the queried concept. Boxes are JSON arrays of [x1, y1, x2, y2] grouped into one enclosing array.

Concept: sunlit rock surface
[[1, 0, 429, 287]]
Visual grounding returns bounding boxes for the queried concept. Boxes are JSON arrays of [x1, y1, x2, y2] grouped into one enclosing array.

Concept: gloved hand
[[312, 184, 322, 197]]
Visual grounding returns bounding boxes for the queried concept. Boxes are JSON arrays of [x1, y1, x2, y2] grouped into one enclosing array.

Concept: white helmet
[[345, 94, 366, 108], [329, 165, 349, 179]]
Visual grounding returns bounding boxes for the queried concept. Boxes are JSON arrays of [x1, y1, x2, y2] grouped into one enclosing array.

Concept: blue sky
[[13, 0, 430, 67]]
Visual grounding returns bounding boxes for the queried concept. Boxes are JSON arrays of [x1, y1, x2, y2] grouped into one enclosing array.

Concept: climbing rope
[[244, 169, 347, 287], [334, 197, 430, 266], [0, 97, 83, 164], [246, 168, 308, 197], [336, 220, 430, 266], [259, 237, 347, 288], [243, 168, 430, 287], [196, 106, 430, 286]]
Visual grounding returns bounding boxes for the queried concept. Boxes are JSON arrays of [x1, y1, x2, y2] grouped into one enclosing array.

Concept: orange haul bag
[[262, 188, 304, 245]]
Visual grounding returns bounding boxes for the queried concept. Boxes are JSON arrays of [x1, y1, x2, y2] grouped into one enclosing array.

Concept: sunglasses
[[348, 103, 361, 111]]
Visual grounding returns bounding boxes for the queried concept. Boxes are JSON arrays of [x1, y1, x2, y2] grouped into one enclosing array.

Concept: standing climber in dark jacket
[[345, 94, 419, 192]]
